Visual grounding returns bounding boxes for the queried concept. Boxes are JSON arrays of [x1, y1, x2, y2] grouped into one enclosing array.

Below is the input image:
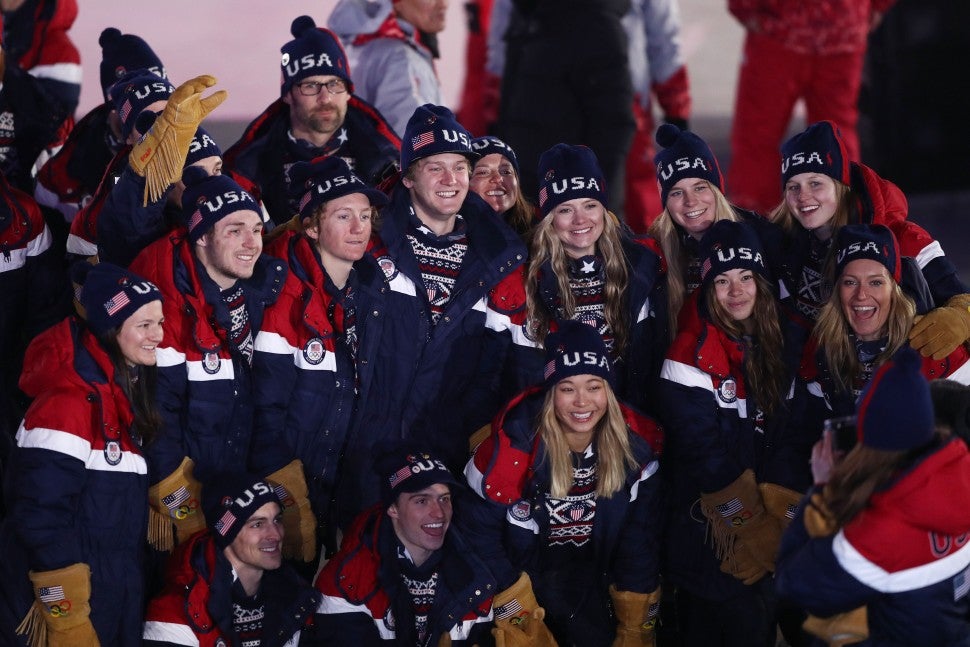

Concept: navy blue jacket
[[129, 231, 286, 483], [0, 319, 148, 644], [252, 231, 388, 526], [344, 186, 526, 517]]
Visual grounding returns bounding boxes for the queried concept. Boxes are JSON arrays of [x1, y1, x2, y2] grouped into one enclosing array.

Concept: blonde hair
[[647, 183, 739, 337], [813, 278, 916, 393], [705, 274, 787, 415], [773, 179, 852, 234], [526, 209, 629, 354], [539, 383, 637, 499]]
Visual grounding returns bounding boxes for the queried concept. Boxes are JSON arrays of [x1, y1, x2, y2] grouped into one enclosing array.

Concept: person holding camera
[[776, 346, 970, 645]]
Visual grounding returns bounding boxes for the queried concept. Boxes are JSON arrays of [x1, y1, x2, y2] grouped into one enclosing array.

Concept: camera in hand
[[824, 415, 858, 453]]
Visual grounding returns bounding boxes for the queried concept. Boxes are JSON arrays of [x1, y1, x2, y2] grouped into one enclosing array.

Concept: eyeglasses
[[295, 79, 348, 96]]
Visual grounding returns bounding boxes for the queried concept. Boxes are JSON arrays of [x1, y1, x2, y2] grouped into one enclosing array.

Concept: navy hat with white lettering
[[536, 143, 608, 217], [71, 262, 162, 336], [780, 120, 851, 188], [654, 123, 724, 207], [698, 219, 768, 289], [471, 135, 519, 175], [857, 346, 934, 452], [202, 472, 283, 548], [290, 156, 387, 220], [99, 28, 166, 101], [375, 441, 460, 506], [834, 223, 900, 283], [109, 70, 175, 141], [401, 104, 478, 171], [181, 167, 261, 242], [280, 15, 352, 97], [544, 319, 614, 388], [137, 114, 223, 169]]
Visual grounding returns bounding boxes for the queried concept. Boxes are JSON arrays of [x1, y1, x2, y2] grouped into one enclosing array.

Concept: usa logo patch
[[202, 352, 221, 375], [303, 338, 325, 365], [717, 378, 738, 404]]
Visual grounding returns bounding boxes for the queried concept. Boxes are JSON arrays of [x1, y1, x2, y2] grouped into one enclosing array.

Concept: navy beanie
[[98, 27, 166, 100], [290, 156, 388, 220], [109, 70, 175, 140], [856, 346, 935, 452], [834, 224, 901, 283], [202, 472, 283, 549], [72, 262, 161, 336], [280, 15, 352, 96], [470, 135, 519, 175], [536, 144, 608, 217], [374, 442, 459, 506], [184, 125, 223, 168], [780, 120, 851, 187], [698, 220, 768, 288], [654, 123, 724, 206], [181, 167, 260, 242], [400, 104, 478, 171], [544, 319, 614, 388]]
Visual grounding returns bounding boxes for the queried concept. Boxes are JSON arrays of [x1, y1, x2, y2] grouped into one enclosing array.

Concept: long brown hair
[[813, 279, 916, 394], [538, 383, 637, 499], [705, 274, 787, 415], [95, 327, 163, 447], [648, 183, 739, 338], [526, 209, 629, 354]]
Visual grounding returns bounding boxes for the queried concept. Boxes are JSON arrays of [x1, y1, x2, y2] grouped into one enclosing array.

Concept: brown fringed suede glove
[[759, 482, 803, 530], [148, 456, 205, 550], [266, 459, 317, 563], [491, 573, 558, 647], [129, 74, 227, 205], [610, 585, 661, 647], [17, 563, 100, 647]]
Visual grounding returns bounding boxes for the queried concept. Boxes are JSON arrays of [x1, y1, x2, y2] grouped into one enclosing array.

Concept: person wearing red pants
[[726, 0, 894, 216]]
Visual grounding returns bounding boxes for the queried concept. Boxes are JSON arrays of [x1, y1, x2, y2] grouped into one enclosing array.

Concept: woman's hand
[[811, 428, 840, 486]]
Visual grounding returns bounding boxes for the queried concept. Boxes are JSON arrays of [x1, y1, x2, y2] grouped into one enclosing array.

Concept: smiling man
[[143, 472, 319, 647], [310, 445, 495, 645], [335, 104, 526, 525], [129, 172, 289, 550], [224, 15, 399, 227]]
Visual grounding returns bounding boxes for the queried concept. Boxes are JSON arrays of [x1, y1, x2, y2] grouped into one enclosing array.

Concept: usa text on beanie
[[98, 27, 166, 100], [856, 345, 935, 452], [181, 167, 260, 242], [471, 135, 519, 175], [72, 262, 162, 336], [834, 223, 900, 283], [290, 156, 388, 220], [202, 472, 282, 549], [780, 120, 851, 188], [544, 319, 613, 387], [374, 442, 459, 506], [400, 104, 477, 171], [536, 144, 608, 217], [698, 219, 768, 288], [109, 70, 175, 141], [654, 123, 724, 207], [280, 15, 353, 96]]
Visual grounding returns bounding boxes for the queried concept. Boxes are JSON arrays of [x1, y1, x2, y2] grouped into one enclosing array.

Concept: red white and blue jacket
[[129, 231, 286, 484], [657, 292, 812, 599], [252, 230, 388, 525], [66, 145, 130, 258], [309, 504, 495, 646], [776, 437, 970, 646], [34, 102, 120, 223], [143, 530, 319, 647], [0, 175, 68, 426], [464, 386, 664, 596], [344, 187, 526, 512], [484, 234, 666, 414], [0, 318, 148, 644], [223, 95, 399, 227]]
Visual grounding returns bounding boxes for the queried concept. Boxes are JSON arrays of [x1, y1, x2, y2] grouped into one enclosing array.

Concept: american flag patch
[[188, 210, 203, 231], [543, 359, 556, 381], [388, 465, 413, 488], [701, 257, 712, 279], [119, 99, 132, 124], [38, 586, 65, 603], [785, 503, 797, 520], [299, 191, 312, 213], [539, 186, 548, 207], [411, 132, 434, 150], [273, 483, 290, 505], [715, 497, 743, 518], [104, 291, 131, 316], [955, 565, 970, 601], [214, 509, 236, 536], [161, 486, 190, 511], [494, 599, 523, 620]]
